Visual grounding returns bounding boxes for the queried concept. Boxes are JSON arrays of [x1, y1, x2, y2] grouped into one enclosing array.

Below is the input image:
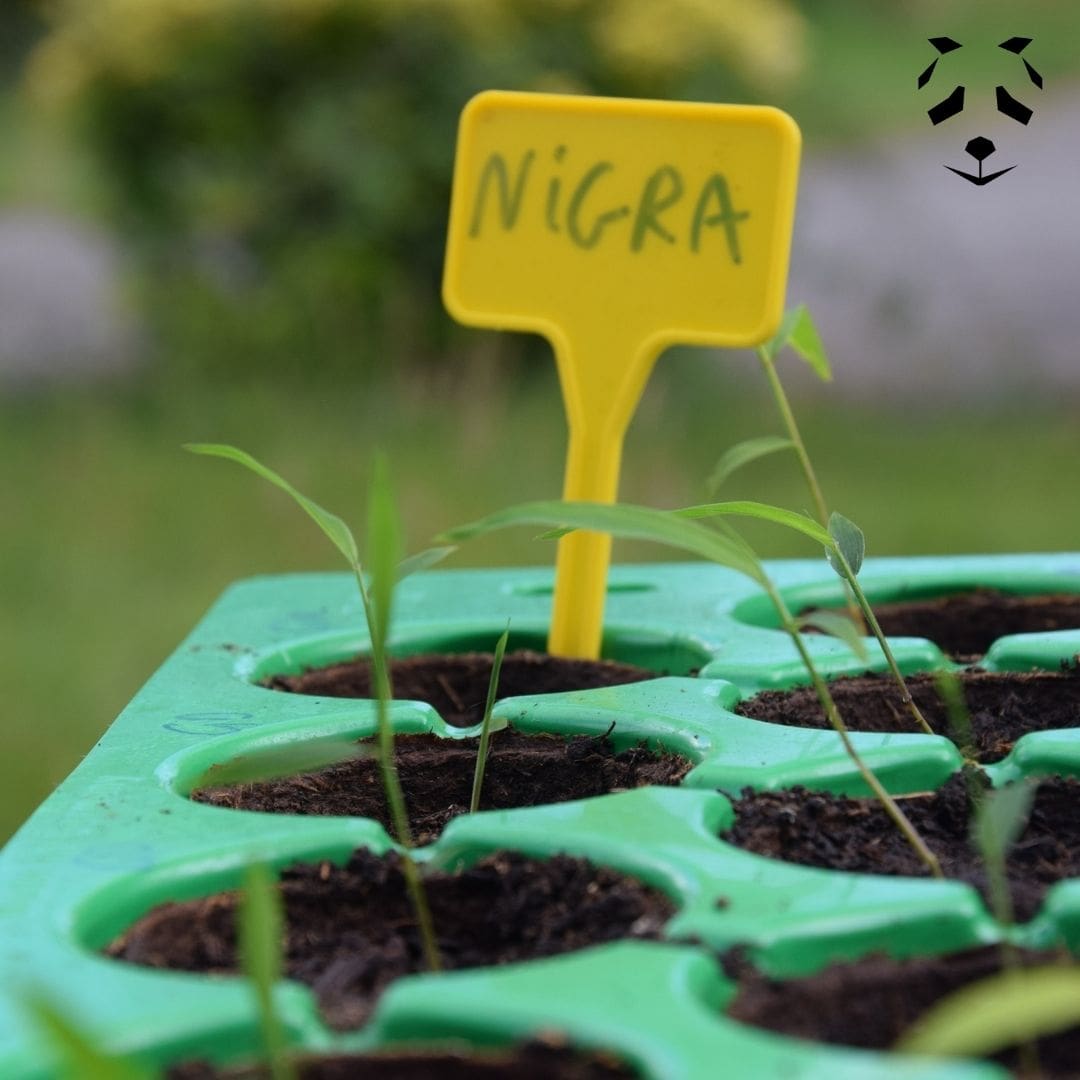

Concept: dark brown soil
[[193, 732, 691, 846], [736, 669, 1080, 763], [169, 1038, 637, 1078], [725, 773, 1080, 922], [107, 850, 674, 1031], [865, 588, 1080, 660], [726, 945, 1078, 1077], [264, 650, 656, 728]]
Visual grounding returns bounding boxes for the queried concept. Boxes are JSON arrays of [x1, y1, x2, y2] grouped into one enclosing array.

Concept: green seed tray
[[2, 555, 1079, 1078]]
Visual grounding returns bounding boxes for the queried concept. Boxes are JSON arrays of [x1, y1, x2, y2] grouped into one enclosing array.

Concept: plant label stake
[[444, 91, 800, 658]]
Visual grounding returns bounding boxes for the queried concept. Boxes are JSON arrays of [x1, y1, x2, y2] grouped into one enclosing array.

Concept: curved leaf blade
[[706, 436, 795, 494], [184, 443, 360, 570], [675, 500, 832, 547], [441, 500, 766, 584], [897, 966, 1080, 1058]]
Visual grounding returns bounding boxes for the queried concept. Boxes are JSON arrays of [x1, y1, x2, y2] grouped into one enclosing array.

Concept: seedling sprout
[[470, 623, 510, 814], [184, 444, 444, 970], [238, 862, 297, 1080]]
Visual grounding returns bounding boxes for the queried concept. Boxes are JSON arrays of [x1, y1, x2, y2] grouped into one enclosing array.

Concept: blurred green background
[[3, 0, 1080, 842]]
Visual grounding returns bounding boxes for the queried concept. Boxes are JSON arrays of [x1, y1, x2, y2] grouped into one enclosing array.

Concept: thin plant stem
[[831, 552, 936, 737], [354, 567, 442, 972], [764, 577, 944, 879], [470, 625, 510, 814], [758, 351, 830, 525], [757, 349, 865, 633]]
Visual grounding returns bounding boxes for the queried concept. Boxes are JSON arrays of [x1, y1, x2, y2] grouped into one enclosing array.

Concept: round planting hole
[[265, 651, 657, 728], [726, 945, 1077, 1077], [168, 1038, 637, 1079], [106, 850, 675, 1030], [192, 732, 693, 846], [736, 669, 1080, 763], [724, 774, 1080, 922], [853, 588, 1080, 660]]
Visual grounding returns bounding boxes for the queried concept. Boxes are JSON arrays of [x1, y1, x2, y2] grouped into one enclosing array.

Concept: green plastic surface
[[2, 555, 1080, 1077]]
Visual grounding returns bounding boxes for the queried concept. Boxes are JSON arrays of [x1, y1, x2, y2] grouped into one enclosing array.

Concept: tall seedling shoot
[[444, 499, 941, 877], [709, 305, 933, 737], [185, 444, 444, 970]]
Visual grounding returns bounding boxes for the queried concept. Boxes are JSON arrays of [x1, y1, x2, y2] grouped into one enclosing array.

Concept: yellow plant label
[[443, 91, 801, 658]]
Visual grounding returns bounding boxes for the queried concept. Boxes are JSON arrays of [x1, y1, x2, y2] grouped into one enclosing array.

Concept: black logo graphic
[[918, 36, 1043, 185]]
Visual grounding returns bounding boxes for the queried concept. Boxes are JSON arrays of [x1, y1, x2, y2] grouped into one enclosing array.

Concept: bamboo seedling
[[185, 444, 445, 971], [470, 623, 510, 814], [442, 499, 942, 877], [709, 306, 937, 736]]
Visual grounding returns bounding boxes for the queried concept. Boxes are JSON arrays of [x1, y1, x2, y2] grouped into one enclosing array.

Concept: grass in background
[[3, 354, 1080, 841]]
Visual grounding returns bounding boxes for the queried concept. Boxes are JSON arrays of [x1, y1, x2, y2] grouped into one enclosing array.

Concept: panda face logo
[[918, 36, 1043, 185]]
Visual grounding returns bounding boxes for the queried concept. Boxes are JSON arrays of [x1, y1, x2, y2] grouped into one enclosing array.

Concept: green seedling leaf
[[827, 512, 865, 576], [675, 499, 832, 547], [397, 545, 456, 581], [196, 738, 372, 790], [757, 304, 831, 380], [184, 443, 360, 570], [757, 305, 803, 363], [897, 965, 1080, 1058], [706, 436, 795, 494], [785, 304, 832, 381], [934, 669, 977, 762], [366, 454, 402, 664], [973, 781, 1037, 872], [238, 864, 296, 1080], [23, 994, 152, 1080], [471, 624, 511, 813], [796, 609, 869, 662], [442, 500, 766, 585]]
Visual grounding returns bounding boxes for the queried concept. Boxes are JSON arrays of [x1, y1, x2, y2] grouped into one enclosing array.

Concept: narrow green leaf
[[397, 545, 455, 581], [795, 609, 869, 662], [484, 716, 511, 735], [675, 500, 832, 547], [973, 782, 1037, 871], [758, 306, 803, 363], [366, 454, 403, 661], [897, 965, 1080, 1058], [441, 500, 766, 585], [471, 625, 511, 813], [184, 443, 360, 570], [706, 436, 795, 494], [827, 512, 865, 576], [786, 304, 832, 381], [238, 864, 296, 1080], [195, 738, 372, 790], [23, 995, 152, 1080]]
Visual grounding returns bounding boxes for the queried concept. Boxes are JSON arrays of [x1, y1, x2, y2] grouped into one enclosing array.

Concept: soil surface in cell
[[736, 669, 1080, 763], [169, 1039, 636, 1079], [107, 850, 674, 1031], [264, 650, 656, 727], [726, 944, 1078, 1078], [193, 731, 692, 846], [861, 587, 1080, 659], [726, 773, 1080, 922]]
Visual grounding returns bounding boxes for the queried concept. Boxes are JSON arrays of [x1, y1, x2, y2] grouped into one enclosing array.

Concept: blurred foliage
[[23, 0, 805, 383]]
